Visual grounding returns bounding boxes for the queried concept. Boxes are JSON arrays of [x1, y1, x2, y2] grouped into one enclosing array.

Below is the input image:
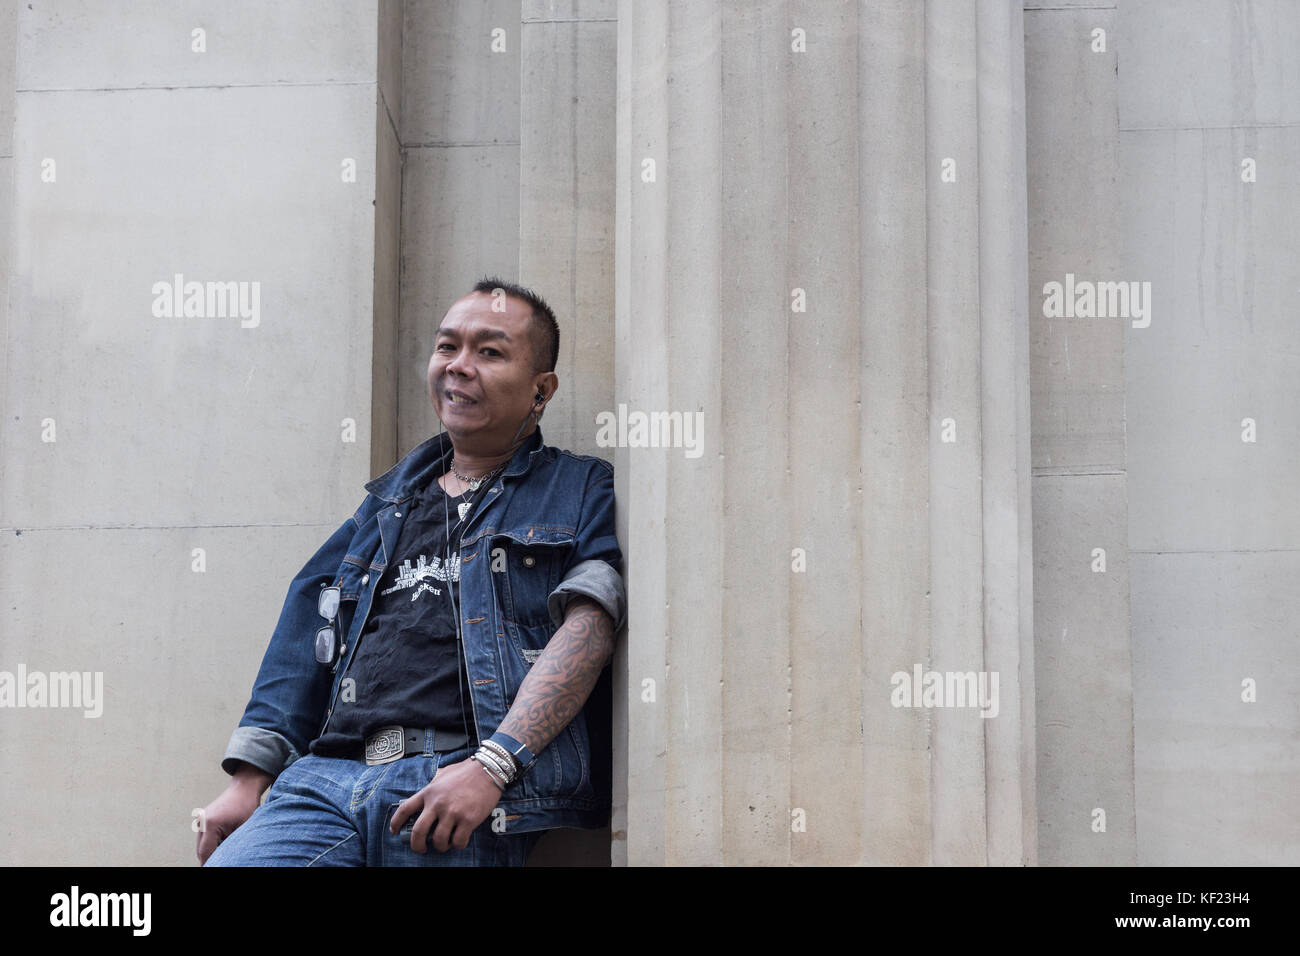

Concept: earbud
[[534, 393, 544, 407]]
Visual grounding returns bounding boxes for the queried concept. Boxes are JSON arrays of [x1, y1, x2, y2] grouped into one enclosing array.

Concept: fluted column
[[615, 0, 1036, 865]]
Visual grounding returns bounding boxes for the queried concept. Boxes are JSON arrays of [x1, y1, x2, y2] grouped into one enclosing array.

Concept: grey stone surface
[[616, 0, 1035, 865], [1118, 0, 1300, 129], [926, 0, 994, 867], [1130, 550, 1300, 865], [786, 0, 865, 867], [523, 0, 616, 20], [1025, 4, 1125, 474], [617, 0, 735, 867], [401, 0, 520, 147], [519, 8, 616, 458], [1025, 3, 1134, 867], [396, 145, 521, 452], [0, 524, 342, 865], [0, 1, 396, 868], [2, 82, 379, 527], [1121, 126, 1300, 552], [15, 0, 379, 91], [1112, 0, 1300, 869], [1031, 474, 1136, 865], [0, 156, 9, 312], [1120, 106, 1300, 865], [372, 0, 403, 475], [975, 0, 1037, 869], [378, 0, 403, 137], [397, 2, 522, 455], [859, 0, 933, 868], [0, 0, 14, 158]]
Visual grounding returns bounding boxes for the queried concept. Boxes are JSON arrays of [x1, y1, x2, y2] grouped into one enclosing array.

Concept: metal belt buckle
[[364, 726, 405, 765]]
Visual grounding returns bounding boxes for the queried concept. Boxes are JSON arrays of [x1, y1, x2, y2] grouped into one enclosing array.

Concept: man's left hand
[[389, 758, 503, 853]]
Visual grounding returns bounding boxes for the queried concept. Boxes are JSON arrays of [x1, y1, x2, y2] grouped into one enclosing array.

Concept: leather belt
[[361, 726, 472, 765]]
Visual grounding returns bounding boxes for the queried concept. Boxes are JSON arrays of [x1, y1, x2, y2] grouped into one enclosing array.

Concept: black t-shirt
[[310, 472, 478, 755]]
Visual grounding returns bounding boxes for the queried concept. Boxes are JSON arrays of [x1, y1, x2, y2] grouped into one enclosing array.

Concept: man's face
[[426, 291, 544, 447]]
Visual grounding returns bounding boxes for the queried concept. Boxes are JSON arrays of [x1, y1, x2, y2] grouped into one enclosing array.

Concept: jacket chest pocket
[[334, 556, 370, 601], [489, 529, 575, 629], [330, 556, 373, 644]]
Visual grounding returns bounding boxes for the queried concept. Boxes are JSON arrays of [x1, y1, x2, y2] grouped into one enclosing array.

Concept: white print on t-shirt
[[381, 553, 461, 604]]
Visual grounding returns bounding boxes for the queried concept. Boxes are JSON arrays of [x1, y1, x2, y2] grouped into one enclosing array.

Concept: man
[[198, 277, 625, 866]]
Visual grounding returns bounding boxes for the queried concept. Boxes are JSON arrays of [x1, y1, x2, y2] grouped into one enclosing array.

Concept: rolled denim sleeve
[[547, 460, 626, 634], [221, 726, 301, 778]]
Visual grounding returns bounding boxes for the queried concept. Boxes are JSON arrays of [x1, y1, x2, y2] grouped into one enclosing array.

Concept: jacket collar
[[364, 426, 546, 504]]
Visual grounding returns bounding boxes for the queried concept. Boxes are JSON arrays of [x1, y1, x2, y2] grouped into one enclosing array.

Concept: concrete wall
[[1024, 0, 1299, 867], [0, 0, 1295, 867], [0, 0, 13, 345], [1118, 0, 1300, 865], [0, 0, 394, 865]]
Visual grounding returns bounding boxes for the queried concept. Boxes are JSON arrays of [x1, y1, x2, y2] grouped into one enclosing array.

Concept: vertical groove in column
[[1013, 0, 1038, 863], [663, 0, 725, 865], [974, 0, 1035, 866], [925, 0, 988, 865], [859, 0, 933, 866], [718, 0, 793, 866], [618, 0, 670, 866], [787, 0, 865, 866], [611, 0, 633, 868]]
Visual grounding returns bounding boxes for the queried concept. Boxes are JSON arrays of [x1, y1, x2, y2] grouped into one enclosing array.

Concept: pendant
[[458, 501, 472, 521]]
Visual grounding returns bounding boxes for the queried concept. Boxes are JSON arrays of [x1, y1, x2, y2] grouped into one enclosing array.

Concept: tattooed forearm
[[495, 597, 615, 755]]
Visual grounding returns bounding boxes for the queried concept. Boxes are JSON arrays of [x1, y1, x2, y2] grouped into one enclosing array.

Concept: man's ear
[[532, 372, 559, 409]]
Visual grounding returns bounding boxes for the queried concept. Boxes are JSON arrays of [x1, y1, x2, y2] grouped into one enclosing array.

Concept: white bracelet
[[474, 744, 517, 784], [480, 739, 522, 780], [470, 752, 507, 791]]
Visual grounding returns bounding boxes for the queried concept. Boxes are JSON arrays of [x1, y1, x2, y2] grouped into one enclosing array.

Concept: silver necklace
[[449, 458, 505, 521]]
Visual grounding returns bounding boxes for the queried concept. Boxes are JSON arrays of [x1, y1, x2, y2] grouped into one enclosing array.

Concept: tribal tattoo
[[495, 597, 615, 754]]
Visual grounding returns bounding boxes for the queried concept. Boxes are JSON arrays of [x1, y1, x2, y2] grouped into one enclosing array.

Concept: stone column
[[615, 0, 1036, 865]]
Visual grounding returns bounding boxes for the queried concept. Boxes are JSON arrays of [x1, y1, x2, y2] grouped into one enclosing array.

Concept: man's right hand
[[196, 763, 274, 865]]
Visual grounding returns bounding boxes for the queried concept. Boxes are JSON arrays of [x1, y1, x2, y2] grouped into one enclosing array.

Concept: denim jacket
[[221, 427, 627, 833]]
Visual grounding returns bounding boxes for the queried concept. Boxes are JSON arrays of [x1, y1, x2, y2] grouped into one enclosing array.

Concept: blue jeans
[[204, 744, 543, 867]]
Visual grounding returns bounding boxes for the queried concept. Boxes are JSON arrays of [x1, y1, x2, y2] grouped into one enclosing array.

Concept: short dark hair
[[471, 276, 559, 374]]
